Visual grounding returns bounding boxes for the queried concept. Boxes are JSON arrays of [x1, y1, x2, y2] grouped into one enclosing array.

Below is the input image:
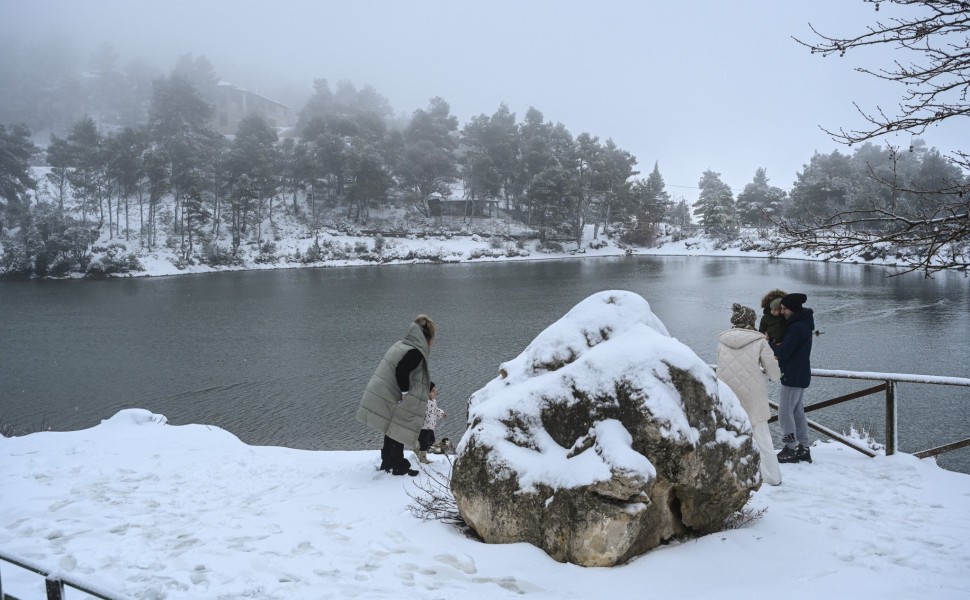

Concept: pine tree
[[62, 117, 108, 229], [736, 167, 786, 227], [397, 97, 459, 217], [226, 115, 279, 244], [693, 170, 735, 234], [0, 123, 38, 236], [148, 75, 221, 257]]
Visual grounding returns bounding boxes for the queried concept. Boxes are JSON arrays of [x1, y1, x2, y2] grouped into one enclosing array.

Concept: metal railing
[[766, 368, 970, 459], [1, 545, 124, 600]]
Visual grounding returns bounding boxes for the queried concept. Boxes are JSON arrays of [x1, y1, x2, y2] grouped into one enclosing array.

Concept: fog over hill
[[4, 0, 969, 194]]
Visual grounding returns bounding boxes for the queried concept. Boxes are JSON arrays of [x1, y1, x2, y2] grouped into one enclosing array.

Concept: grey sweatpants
[[778, 385, 809, 449]]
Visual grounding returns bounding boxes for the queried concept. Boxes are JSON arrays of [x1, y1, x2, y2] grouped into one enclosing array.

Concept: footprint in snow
[[434, 552, 477, 574]]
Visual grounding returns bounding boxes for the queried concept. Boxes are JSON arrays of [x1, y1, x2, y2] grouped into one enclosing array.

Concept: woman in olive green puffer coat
[[356, 314, 436, 476]]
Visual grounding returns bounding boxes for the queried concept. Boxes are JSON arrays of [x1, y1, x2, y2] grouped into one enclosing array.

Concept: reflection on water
[[2, 256, 968, 472]]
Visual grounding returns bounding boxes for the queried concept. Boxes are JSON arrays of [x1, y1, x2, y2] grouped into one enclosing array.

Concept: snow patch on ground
[[1, 410, 969, 599]]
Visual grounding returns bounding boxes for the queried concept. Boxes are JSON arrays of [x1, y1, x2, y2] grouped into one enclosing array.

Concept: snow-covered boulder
[[450, 290, 760, 567]]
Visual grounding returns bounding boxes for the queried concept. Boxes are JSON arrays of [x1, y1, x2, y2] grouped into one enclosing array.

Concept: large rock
[[450, 290, 760, 567]]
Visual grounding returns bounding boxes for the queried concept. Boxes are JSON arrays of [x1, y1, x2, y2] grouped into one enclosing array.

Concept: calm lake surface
[[2, 256, 969, 473]]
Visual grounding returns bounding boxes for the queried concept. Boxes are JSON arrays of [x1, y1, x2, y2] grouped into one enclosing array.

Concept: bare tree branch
[[776, 1, 970, 275], [794, 1, 970, 145]]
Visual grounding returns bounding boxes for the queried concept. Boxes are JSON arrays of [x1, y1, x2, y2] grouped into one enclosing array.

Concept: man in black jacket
[[772, 293, 815, 464]]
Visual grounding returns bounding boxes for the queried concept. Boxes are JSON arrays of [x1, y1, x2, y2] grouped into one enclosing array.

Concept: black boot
[[795, 444, 813, 463], [391, 458, 418, 477], [381, 435, 405, 473], [777, 446, 799, 463], [379, 448, 393, 472]]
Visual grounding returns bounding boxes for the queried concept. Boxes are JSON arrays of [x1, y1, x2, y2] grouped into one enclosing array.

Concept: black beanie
[[781, 293, 807, 311]]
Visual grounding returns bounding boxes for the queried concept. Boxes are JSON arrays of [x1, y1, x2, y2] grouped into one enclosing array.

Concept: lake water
[[2, 256, 968, 472]]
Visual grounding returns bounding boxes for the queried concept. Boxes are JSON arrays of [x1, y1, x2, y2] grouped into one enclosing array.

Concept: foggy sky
[[3, 0, 968, 200]]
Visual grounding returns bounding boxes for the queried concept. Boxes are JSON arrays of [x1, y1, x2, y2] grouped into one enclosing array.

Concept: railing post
[[45, 578, 64, 600], [885, 380, 897, 456]]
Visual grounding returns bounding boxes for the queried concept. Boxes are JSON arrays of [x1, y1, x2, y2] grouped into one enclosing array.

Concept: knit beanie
[[730, 303, 756, 328], [781, 293, 808, 312], [770, 297, 782, 310]]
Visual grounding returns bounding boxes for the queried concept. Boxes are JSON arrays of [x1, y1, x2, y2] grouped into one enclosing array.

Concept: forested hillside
[[1, 31, 967, 278]]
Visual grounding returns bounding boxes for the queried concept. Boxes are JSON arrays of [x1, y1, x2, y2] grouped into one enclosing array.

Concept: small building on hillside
[[214, 82, 295, 135]]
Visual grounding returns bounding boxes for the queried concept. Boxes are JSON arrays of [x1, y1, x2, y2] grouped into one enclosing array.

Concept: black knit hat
[[781, 293, 808, 311], [730, 303, 756, 328]]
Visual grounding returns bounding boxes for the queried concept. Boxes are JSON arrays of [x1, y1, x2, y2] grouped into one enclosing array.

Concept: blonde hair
[[415, 314, 436, 342]]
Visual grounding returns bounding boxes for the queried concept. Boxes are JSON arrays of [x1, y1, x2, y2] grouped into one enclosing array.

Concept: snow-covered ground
[[98, 226, 856, 279], [3, 181, 925, 279], [2, 408, 969, 600], [14, 199, 895, 279]]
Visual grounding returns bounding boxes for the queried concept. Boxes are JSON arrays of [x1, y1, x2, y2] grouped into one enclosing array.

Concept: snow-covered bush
[[301, 241, 323, 263], [201, 242, 242, 267], [254, 242, 278, 264], [469, 248, 504, 259], [505, 245, 529, 258], [373, 235, 387, 254], [88, 243, 143, 275], [0, 239, 33, 278], [537, 240, 563, 253], [859, 244, 892, 262], [621, 225, 656, 247]]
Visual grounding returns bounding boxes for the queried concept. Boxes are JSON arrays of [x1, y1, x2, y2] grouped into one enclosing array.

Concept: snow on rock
[[450, 290, 760, 566], [99, 408, 168, 427]]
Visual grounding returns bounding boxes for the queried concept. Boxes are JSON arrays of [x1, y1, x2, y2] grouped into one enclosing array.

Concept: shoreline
[[2, 232, 924, 281]]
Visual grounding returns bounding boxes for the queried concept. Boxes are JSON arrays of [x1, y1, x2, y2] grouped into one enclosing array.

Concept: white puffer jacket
[[716, 327, 781, 423], [423, 397, 446, 430]]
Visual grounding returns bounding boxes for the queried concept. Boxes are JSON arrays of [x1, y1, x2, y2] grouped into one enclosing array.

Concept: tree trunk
[[137, 187, 144, 248], [146, 200, 154, 251], [173, 189, 181, 235], [231, 206, 241, 255], [256, 196, 263, 243], [105, 193, 112, 239]]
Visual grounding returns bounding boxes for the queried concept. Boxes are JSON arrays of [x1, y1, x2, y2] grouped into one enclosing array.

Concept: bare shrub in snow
[[723, 502, 768, 530], [406, 457, 467, 530]]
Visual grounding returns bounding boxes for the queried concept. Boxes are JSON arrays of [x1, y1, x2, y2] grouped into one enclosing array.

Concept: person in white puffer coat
[[414, 382, 446, 464], [717, 303, 783, 486]]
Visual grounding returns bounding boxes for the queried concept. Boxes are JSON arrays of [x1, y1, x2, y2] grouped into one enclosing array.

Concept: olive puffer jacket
[[758, 309, 786, 344], [716, 327, 781, 424], [356, 322, 431, 447]]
